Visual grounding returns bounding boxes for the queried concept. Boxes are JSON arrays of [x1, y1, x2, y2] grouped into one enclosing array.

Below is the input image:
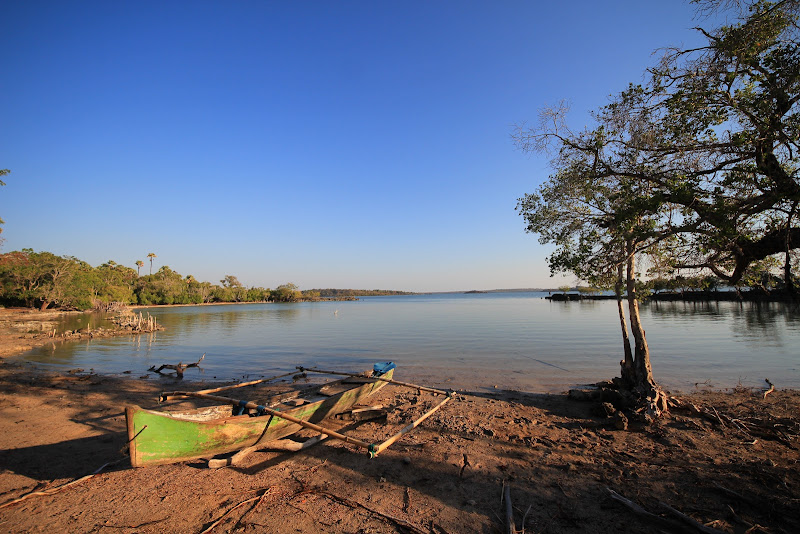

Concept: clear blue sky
[[1, 1, 714, 292]]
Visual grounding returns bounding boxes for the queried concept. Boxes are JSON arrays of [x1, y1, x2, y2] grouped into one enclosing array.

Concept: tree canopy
[[0, 250, 281, 310], [516, 0, 800, 295]]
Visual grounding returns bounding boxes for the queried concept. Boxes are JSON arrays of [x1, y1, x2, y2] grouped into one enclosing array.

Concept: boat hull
[[126, 369, 392, 467]]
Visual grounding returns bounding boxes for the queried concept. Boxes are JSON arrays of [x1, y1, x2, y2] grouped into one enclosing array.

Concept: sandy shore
[[0, 308, 798, 533]]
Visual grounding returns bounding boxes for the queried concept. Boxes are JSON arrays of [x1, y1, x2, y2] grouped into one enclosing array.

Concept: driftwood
[[659, 501, 727, 534], [149, 354, 205, 378], [763, 378, 775, 399], [605, 487, 727, 534], [604, 488, 662, 522], [502, 481, 516, 534]]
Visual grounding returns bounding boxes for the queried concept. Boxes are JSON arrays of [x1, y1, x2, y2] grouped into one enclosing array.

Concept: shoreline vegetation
[[0, 249, 416, 313]]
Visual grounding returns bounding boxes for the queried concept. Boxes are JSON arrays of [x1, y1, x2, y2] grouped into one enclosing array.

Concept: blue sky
[[2, 1, 713, 292]]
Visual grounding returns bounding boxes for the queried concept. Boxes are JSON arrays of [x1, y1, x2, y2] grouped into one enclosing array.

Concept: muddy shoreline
[[0, 307, 798, 533]]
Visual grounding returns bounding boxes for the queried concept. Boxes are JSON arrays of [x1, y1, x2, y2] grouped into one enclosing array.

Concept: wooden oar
[[160, 370, 302, 402], [370, 393, 453, 456], [170, 391, 376, 453], [298, 367, 450, 397]]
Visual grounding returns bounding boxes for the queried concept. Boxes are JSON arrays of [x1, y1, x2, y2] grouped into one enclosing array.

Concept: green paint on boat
[[126, 368, 392, 467]]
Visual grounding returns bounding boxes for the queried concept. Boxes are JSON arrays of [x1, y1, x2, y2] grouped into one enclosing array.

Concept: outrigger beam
[[297, 366, 451, 397], [370, 392, 453, 456], [160, 370, 302, 402]]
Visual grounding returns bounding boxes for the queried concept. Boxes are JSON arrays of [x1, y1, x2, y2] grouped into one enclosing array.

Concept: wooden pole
[[160, 370, 301, 401], [371, 394, 453, 456], [169, 391, 375, 453], [208, 433, 329, 468], [504, 482, 516, 534], [298, 367, 451, 397]]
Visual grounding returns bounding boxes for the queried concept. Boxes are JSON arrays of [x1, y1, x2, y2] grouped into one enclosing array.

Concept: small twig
[[710, 406, 727, 428], [236, 487, 274, 528], [521, 504, 533, 532], [201, 487, 273, 534], [199, 495, 260, 534]]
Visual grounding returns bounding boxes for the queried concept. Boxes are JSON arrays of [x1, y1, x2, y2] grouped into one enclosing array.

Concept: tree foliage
[[0, 250, 278, 310]]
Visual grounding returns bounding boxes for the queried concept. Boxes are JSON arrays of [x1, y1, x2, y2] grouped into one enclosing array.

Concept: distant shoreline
[[547, 291, 799, 303]]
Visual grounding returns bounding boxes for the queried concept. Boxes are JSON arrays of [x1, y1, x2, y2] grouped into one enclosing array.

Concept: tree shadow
[[0, 433, 128, 480]]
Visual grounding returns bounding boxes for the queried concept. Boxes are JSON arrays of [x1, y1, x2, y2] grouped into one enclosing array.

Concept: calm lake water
[[20, 292, 800, 393]]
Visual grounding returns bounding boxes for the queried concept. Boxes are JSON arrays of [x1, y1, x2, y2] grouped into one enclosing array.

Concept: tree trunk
[[39, 300, 51, 312], [785, 201, 797, 297], [625, 246, 667, 416], [616, 262, 634, 386]]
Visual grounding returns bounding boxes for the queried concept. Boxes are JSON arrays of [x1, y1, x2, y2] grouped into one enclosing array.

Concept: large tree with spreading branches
[[515, 0, 799, 414]]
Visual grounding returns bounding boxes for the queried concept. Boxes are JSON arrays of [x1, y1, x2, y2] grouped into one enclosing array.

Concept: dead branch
[[502, 481, 516, 534], [294, 488, 427, 534], [149, 353, 205, 378], [112, 311, 161, 333], [199, 495, 260, 534], [658, 501, 727, 534], [710, 482, 756, 505], [763, 379, 775, 399], [604, 487, 662, 522], [0, 459, 121, 509]]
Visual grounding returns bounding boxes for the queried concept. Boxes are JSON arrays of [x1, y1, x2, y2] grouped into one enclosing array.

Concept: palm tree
[[135, 260, 144, 276], [147, 253, 157, 275]]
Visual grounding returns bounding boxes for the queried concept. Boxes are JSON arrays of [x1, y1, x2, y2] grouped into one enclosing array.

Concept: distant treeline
[[553, 272, 797, 301], [308, 288, 416, 297], [0, 249, 323, 311]]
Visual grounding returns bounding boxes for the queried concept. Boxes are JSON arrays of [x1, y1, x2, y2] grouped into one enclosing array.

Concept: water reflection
[[55, 312, 113, 333], [17, 295, 800, 393], [645, 300, 799, 348]]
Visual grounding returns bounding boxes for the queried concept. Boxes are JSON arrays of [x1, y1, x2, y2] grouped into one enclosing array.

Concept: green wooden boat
[[126, 365, 394, 467]]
